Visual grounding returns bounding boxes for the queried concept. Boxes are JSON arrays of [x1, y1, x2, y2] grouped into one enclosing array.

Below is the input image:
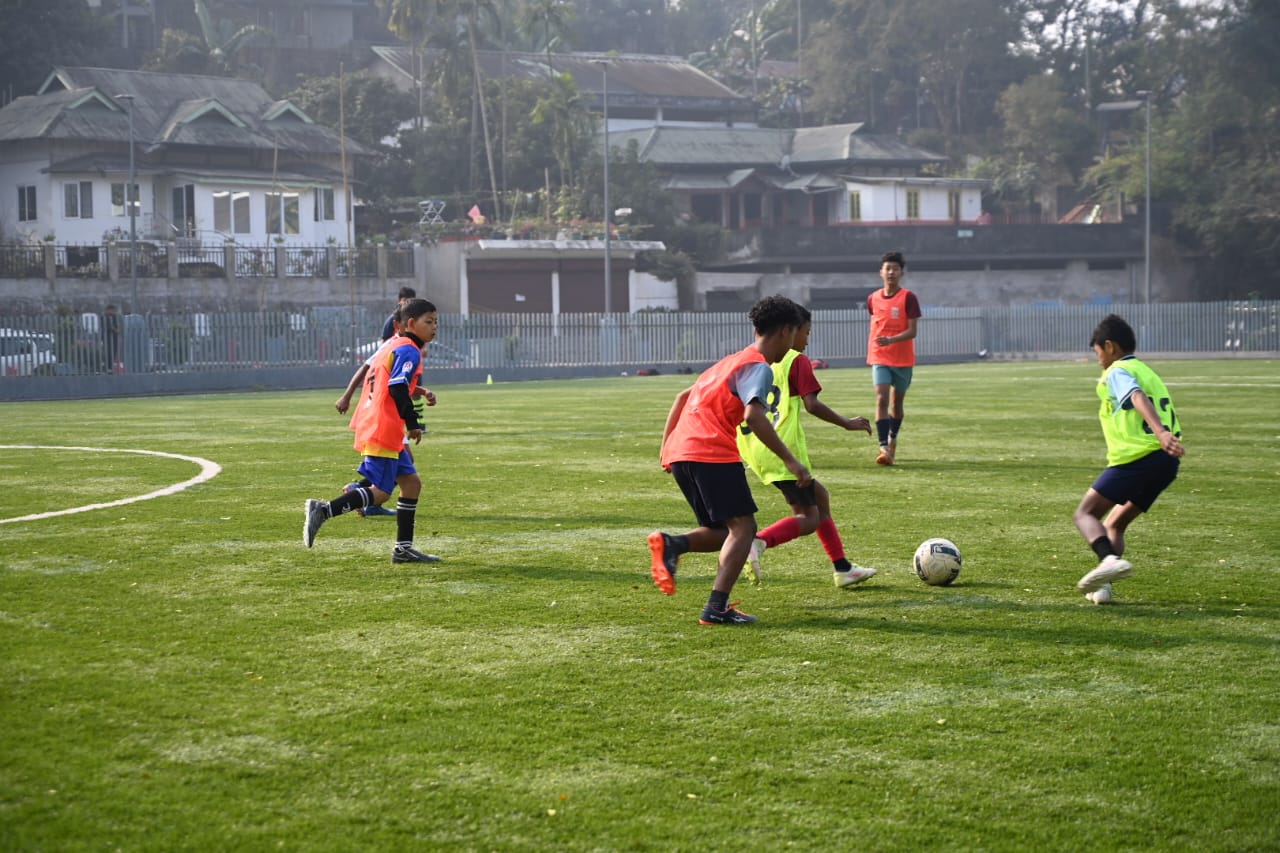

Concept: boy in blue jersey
[[1073, 314, 1185, 603], [304, 298, 440, 564]]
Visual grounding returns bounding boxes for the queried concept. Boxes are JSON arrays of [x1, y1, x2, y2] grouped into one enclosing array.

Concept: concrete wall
[[695, 262, 1140, 309]]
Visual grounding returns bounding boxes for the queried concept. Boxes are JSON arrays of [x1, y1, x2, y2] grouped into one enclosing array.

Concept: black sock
[[890, 417, 902, 439], [669, 534, 690, 556], [834, 557, 851, 572], [707, 589, 729, 611], [395, 496, 418, 547], [876, 418, 892, 446], [1090, 536, 1116, 561], [329, 488, 369, 517]]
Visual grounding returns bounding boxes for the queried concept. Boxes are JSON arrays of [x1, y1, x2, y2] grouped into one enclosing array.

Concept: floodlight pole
[[117, 93, 139, 312], [595, 59, 612, 314], [1138, 90, 1152, 305]]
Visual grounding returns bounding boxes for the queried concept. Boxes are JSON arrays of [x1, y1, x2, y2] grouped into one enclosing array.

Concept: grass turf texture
[[1, 359, 1278, 851]]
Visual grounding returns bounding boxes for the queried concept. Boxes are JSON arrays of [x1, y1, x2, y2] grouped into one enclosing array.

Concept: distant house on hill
[[607, 123, 987, 229], [0, 66, 367, 247], [369, 48, 757, 130]]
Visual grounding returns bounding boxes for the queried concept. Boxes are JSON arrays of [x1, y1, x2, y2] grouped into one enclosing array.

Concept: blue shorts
[[358, 450, 417, 494], [670, 461, 757, 528], [871, 365, 913, 393], [1091, 450, 1179, 512]]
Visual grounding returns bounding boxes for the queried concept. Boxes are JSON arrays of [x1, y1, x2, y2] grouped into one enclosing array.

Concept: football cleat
[[747, 538, 767, 586], [648, 531, 678, 595], [876, 445, 894, 466], [303, 499, 327, 548], [1077, 555, 1132, 593], [698, 602, 757, 625], [1085, 583, 1113, 605], [392, 546, 441, 564], [834, 565, 877, 588]]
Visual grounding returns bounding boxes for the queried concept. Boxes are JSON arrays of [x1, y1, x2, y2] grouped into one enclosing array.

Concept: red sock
[[758, 516, 803, 549], [815, 518, 845, 562]]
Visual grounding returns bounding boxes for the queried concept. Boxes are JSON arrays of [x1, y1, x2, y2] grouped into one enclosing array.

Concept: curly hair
[[749, 295, 804, 336]]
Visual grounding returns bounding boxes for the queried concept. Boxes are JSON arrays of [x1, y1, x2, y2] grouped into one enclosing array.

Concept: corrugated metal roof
[[607, 124, 942, 168], [0, 66, 365, 157]]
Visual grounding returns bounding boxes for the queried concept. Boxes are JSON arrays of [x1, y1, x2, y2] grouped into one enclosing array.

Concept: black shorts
[[772, 479, 818, 506], [670, 461, 757, 528], [1092, 450, 1180, 512]]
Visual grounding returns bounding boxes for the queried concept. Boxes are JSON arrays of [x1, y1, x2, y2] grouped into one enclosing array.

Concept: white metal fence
[[1, 302, 1276, 379]]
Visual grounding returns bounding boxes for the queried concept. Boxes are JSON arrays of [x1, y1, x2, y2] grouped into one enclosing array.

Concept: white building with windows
[[0, 67, 365, 248]]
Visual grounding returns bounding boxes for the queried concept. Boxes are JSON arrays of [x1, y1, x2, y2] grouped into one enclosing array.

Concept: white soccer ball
[[913, 538, 962, 586]]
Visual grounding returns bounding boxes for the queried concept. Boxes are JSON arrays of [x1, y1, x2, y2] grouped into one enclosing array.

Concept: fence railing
[[1, 302, 1274, 381], [0, 243, 413, 280]]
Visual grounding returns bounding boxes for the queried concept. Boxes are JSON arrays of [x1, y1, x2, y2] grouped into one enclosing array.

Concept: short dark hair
[[1090, 314, 1136, 354], [796, 304, 812, 325], [881, 251, 906, 268], [400, 298, 437, 320], [398, 286, 417, 300], [749, 295, 804, 336]]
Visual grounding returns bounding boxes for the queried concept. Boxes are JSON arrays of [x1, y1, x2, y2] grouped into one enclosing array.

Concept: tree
[[530, 72, 593, 191], [190, 0, 274, 77], [286, 72, 417, 151], [0, 0, 112, 101], [517, 0, 576, 73]]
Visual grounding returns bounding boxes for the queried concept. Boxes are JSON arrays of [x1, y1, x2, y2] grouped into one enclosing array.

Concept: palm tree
[[377, 0, 434, 129], [192, 0, 273, 76], [531, 71, 592, 190], [517, 0, 575, 75]]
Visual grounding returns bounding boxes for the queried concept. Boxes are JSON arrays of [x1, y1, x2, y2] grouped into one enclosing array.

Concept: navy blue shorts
[[1091, 450, 1179, 512], [670, 461, 757, 528]]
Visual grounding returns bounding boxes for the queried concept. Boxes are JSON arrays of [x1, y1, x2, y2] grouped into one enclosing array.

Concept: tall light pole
[[1137, 90, 1152, 304], [595, 59, 612, 314], [116, 93, 138, 311]]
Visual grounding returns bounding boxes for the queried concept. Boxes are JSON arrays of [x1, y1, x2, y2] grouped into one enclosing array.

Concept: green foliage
[[1, 360, 1279, 849], [286, 71, 417, 151], [0, 0, 112, 98]]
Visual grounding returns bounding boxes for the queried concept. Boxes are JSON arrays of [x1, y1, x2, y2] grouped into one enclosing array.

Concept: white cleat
[[1077, 555, 1132, 593], [834, 565, 877, 588], [1085, 583, 1113, 605], [747, 538, 767, 586]]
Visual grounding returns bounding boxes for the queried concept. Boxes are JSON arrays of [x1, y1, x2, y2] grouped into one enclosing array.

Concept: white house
[[607, 123, 987, 229], [0, 66, 367, 248]]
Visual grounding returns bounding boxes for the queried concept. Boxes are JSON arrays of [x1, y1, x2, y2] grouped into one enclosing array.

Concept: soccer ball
[[913, 538, 962, 586]]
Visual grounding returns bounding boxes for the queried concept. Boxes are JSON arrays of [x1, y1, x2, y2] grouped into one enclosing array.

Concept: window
[[905, 189, 920, 220], [314, 187, 335, 221], [948, 190, 961, 221], [18, 185, 36, 222], [172, 184, 195, 237], [63, 181, 93, 219], [848, 191, 862, 222], [266, 192, 300, 235], [213, 191, 252, 233], [111, 183, 140, 217]]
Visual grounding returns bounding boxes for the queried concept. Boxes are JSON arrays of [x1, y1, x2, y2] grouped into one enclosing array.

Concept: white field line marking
[[0, 445, 222, 525]]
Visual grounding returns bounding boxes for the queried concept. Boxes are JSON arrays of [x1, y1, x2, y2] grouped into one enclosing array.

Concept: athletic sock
[[833, 558, 852, 573], [707, 588, 730, 611], [890, 417, 902, 440], [815, 518, 846, 562], [1090, 536, 1116, 561], [668, 533, 691, 556], [758, 516, 803, 549], [395, 496, 418, 546], [328, 489, 369, 517], [876, 418, 892, 446]]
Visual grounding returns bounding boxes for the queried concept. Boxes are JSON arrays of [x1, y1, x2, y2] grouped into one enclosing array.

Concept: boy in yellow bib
[[1073, 314, 1185, 603], [738, 305, 879, 588]]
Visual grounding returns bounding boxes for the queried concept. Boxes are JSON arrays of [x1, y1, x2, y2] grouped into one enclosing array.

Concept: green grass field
[[2, 359, 1278, 851]]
